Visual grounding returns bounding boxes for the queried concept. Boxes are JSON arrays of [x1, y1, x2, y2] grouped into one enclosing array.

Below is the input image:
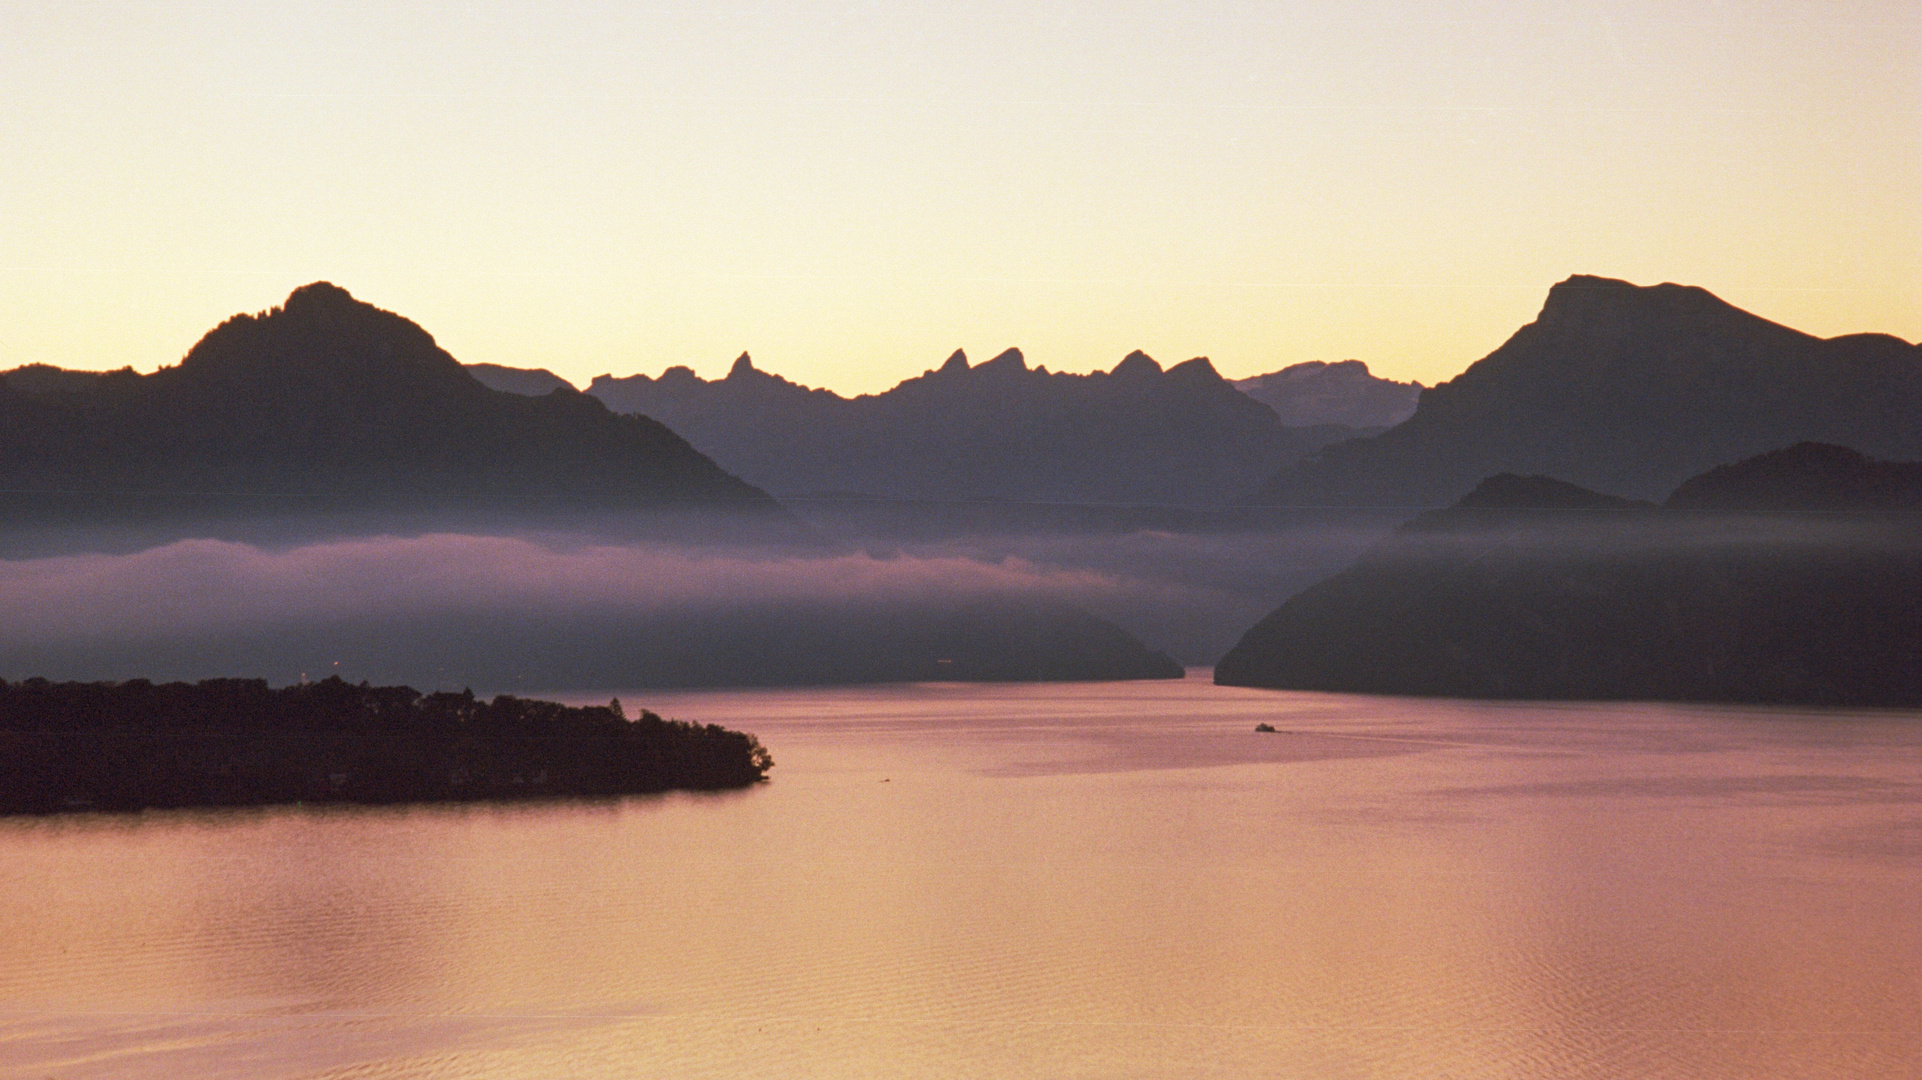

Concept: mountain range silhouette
[[1253, 275, 1922, 506], [0, 283, 776, 516], [7, 275, 1918, 694], [0, 285, 1192, 687], [582, 348, 1327, 505]]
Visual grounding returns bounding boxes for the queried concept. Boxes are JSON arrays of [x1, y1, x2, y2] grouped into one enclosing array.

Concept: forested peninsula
[[0, 676, 772, 813]]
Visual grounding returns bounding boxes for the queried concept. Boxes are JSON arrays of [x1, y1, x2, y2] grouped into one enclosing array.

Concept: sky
[[2, 1, 1915, 396]]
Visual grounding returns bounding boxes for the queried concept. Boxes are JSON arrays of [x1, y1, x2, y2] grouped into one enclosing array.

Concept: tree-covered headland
[[0, 676, 772, 813]]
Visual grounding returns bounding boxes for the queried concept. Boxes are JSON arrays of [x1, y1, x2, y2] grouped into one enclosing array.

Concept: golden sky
[[3, 1, 1915, 395]]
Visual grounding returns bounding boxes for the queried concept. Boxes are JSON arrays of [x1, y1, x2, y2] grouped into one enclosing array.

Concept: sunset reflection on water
[[2, 677, 1918, 1078]]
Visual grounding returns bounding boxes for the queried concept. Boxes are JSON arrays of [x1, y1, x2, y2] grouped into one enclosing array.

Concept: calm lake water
[[2, 675, 1918, 1078]]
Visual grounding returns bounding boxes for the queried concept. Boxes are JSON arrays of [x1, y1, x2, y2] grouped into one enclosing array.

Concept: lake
[[2, 675, 1917, 1078]]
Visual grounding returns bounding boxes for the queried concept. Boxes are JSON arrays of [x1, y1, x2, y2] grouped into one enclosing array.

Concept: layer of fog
[[0, 504, 1412, 679], [1383, 510, 1922, 562], [0, 535, 1149, 640], [6, 503, 1898, 689]]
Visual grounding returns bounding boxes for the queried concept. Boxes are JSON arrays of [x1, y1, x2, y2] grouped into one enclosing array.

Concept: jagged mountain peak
[[172, 282, 463, 394], [1165, 356, 1223, 383], [585, 342, 1316, 503], [281, 280, 359, 313], [978, 347, 1026, 372], [1111, 350, 1161, 378]]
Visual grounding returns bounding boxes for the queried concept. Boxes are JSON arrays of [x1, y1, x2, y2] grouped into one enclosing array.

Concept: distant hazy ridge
[[580, 349, 1331, 505], [1231, 359, 1421, 429]]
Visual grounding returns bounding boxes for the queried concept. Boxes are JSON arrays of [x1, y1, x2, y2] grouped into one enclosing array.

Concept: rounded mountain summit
[[0, 282, 779, 512], [1252, 275, 1922, 507]]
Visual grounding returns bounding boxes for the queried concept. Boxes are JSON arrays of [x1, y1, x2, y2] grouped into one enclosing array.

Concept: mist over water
[[0, 508, 1406, 681], [0, 534, 1127, 638], [2, 501, 1917, 1075], [7, 503, 1910, 687]]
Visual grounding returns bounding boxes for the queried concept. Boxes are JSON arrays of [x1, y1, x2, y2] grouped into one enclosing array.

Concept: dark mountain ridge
[[0, 364, 126, 398], [464, 362, 576, 397], [1665, 441, 1922, 512], [0, 283, 778, 519], [586, 348, 1325, 505], [1253, 276, 1922, 507], [1217, 443, 1922, 706]]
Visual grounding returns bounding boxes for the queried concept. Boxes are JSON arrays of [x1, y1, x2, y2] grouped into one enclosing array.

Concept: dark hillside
[[0, 284, 778, 521], [1253, 277, 1922, 506], [1218, 446, 1922, 706], [1665, 441, 1922, 512]]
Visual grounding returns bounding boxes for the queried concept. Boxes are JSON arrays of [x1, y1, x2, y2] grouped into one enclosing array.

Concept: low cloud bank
[[0, 535, 1140, 642], [0, 534, 1222, 687]]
